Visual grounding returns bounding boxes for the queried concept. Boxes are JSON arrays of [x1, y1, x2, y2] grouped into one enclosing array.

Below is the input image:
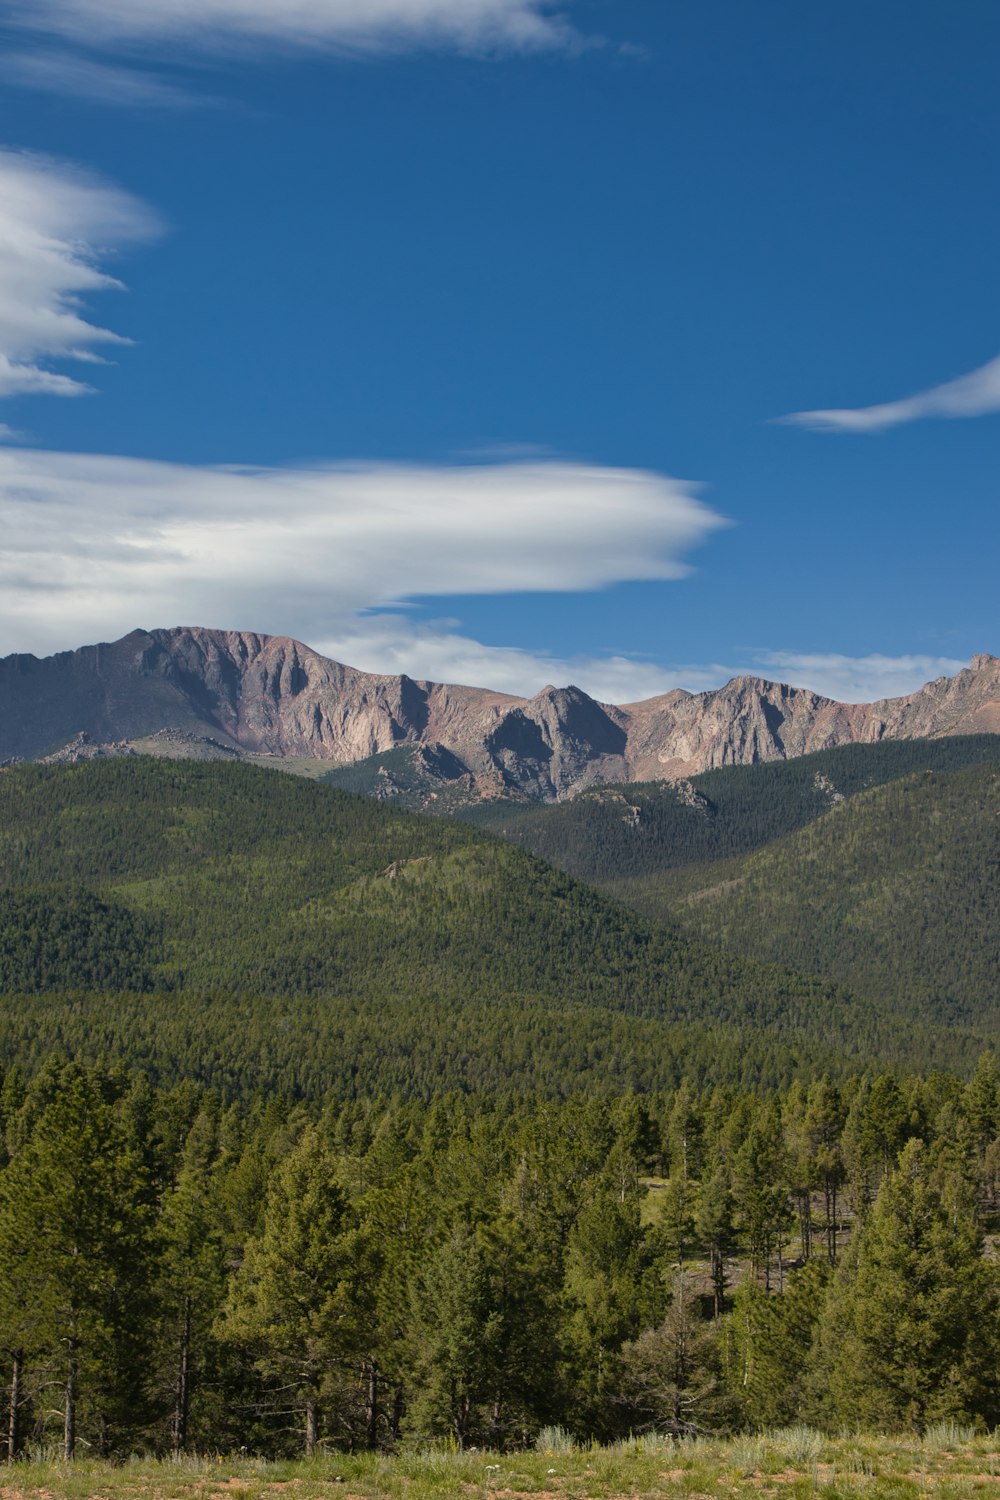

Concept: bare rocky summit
[[2, 626, 998, 802]]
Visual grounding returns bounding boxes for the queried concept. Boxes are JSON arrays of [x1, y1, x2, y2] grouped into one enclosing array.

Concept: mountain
[[0, 758, 987, 1094], [634, 760, 1000, 1029], [3, 626, 999, 801], [471, 734, 1000, 883]]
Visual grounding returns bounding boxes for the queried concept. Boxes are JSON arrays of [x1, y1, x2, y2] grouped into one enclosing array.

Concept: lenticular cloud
[[0, 448, 725, 661], [0, 149, 158, 399]]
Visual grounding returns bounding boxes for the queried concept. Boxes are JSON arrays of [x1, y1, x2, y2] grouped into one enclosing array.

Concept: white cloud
[[753, 651, 968, 703], [0, 149, 159, 399], [0, 446, 977, 704], [7, 51, 206, 108], [0, 448, 725, 694], [314, 613, 723, 701], [780, 352, 1000, 433], [7, 0, 587, 54]]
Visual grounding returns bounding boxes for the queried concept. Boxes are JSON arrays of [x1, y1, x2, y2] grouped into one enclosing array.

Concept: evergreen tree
[[619, 1275, 727, 1435], [820, 1138, 1000, 1431], [223, 1126, 370, 1455], [694, 1165, 737, 1316], [731, 1105, 790, 1288], [0, 1068, 155, 1458], [157, 1109, 227, 1455], [404, 1222, 492, 1447], [727, 1260, 828, 1428]]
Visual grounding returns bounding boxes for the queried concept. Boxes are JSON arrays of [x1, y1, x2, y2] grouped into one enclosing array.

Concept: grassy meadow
[[4, 1428, 1000, 1500]]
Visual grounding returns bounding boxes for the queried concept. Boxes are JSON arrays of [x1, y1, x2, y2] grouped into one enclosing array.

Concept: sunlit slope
[[636, 762, 1000, 1026], [482, 735, 1000, 883], [0, 759, 987, 1093]]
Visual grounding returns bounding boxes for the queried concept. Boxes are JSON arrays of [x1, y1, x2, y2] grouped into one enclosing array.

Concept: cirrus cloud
[[0, 148, 158, 399], [4, 0, 589, 55], [779, 351, 1000, 433]]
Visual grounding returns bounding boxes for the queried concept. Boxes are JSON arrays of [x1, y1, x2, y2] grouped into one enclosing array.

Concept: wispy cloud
[[0, 148, 159, 399], [6, 0, 590, 55], [779, 352, 1000, 433], [6, 50, 207, 108], [0, 448, 725, 695], [312, 614, 711, 703], [753, 651, 968, 703]]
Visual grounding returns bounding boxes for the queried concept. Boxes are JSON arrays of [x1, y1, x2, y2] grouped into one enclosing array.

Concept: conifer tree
[[157, 1109, 227, 1455], [819, 1138, 1000, 1431], [727, 1260, 828, 1427], [619, 1275, 726, 1435], [802, 1080, 845, 1262], [0, 1068, 155, 1458], [404, 1222, 491, 1446], [731, 1105, 790, 1288], [223, 1126, 370, 1455], [694, 1165, 736, 1315]]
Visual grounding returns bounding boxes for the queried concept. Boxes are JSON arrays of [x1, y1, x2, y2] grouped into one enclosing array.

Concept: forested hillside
[[3, 1059, 1000, 1458], [477, 734, 1000, 883], [632, 761, 1000, 1025], [0, 759, 987, 1093]]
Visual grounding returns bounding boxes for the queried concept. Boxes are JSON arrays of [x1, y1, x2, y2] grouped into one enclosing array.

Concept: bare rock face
[[2, 627, 998, 802]]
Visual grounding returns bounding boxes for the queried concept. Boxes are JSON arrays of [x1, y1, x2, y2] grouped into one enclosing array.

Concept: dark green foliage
[[481, 735, 1000, 882], [817, 1139, 1000, 1431], [2, 758, 985, 1097], [0, 888, 160, 992], [3, 1061, 1000, 1454], [657, 762, 1000, 1027], [4, 1060, 1000, 1454]]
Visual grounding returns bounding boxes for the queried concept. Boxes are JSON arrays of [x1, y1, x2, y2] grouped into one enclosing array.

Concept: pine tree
[[404, 1222, 491, 1446], [619, 1274, 727, 1435], [157, 1109, 227, 1455], [694, 1165, 736, 1316], [820, 1138, 1000, 1431], [562, 1137, 650, 1436], [0, 1068, 156, 1458], [223, 1126, 370, 1455], [727, 1260, 828, 1427], [731, 1105, 790, 1289]]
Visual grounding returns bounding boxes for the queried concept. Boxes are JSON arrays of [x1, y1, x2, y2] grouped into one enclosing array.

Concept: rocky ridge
[[2, 627, 998, 802]]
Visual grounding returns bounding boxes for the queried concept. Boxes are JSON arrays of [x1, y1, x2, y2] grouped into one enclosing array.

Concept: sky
[[0, 0, 996, 704]]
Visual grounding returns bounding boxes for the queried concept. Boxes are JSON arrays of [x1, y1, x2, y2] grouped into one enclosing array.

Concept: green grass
[[8, 1431, 1000, 1500]]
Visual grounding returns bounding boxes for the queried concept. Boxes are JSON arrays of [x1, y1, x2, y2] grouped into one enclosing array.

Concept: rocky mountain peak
[[1, 626, 997, 802]]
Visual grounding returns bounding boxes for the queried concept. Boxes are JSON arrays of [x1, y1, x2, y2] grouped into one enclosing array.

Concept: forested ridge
[[3, 755, 1000, 1460], [618, 761, 1000, 1025], [479, 734, 1000, 882], [4, 1059, 1000, 1459], [1, 759, 986, 1092]]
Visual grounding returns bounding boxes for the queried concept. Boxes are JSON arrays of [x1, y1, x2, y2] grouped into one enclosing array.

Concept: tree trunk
[[172, 1296, 192, 1458], [391, 1383, 404, 1444], [7, 1350, 22, 1464], [64, 1346, 76, 1462], [829, 1181, 838, 1264], [365, 1359, 379, 1451], [304, 1396, 318, 1458]]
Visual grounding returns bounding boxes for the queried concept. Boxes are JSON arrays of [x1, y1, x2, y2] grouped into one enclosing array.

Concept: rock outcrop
[[2, 626, 998, 801]]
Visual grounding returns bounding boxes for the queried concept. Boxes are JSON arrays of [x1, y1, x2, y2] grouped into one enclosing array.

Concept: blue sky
[[0, 0, 996, 703]]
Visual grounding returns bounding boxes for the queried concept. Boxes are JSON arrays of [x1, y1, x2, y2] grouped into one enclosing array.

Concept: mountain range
[[3, 625, 999, 800]]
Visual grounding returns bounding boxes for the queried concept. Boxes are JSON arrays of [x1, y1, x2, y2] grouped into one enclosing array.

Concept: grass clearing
[[4, 1432, 1000, 1500]]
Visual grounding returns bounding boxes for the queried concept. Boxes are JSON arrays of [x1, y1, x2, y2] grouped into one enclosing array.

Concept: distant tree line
[[3, 1058, 1000, 1460]]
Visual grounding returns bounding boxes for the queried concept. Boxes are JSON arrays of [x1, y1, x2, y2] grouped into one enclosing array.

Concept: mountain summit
[[2, 627, 998, 800]]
